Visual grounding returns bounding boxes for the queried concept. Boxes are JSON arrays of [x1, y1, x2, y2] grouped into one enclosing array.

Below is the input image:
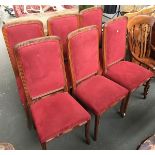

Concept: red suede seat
[[106, 61, 153, 91], [74, 75, 128, 115], [31, 92, 90, 143]]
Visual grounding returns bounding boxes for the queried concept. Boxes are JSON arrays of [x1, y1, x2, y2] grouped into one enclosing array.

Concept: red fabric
[[5, 22, 44, 73], [74, 75, 128, 115], [30, 92, 90, 143], [105, 61, 154, 91], [104, 17, 127, 66], [80, 8, 103, 43], [48, 15, 79, 58], [18, 40, 65, 98], [69, 28, 99, 82], [3, 22, 44, 104]]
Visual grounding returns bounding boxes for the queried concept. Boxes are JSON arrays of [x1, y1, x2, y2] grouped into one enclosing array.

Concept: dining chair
[[127, 15, 155, 74], [102, 16, 154, 117], [67, 25, 129, 141], [14, 36, 91, 149], [2, 20, 45, 127]]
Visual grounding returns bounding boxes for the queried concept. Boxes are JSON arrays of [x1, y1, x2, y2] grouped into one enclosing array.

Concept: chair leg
[[119, 93, 131, 118], [94, 115, 100, 141], [41, 142, 47, 150], [144, 79, 151, 99], [33, 122, 36, 130], [85, 121, 90, 144], [24, 106, 32, 129], [119, 98, 127, 118]]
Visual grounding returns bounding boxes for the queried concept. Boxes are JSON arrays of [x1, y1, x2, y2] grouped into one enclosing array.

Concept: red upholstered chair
[[47, 14, 80, 88], [67, 25, 129, 141], [80, 7, 103, 68], [102, 16, 154, 117], [2, 20, 44, 127], [14, 36, 91, 149]]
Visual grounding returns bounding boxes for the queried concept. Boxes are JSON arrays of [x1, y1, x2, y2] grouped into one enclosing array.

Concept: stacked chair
[[2, 6, 154, 149]]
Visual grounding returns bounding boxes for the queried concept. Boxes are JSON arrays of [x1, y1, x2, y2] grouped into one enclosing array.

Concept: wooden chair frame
[[14, 36, 90, 149]]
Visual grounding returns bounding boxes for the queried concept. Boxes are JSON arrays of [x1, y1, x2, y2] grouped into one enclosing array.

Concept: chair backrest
[[127, 15, 155, 59], [80, 7, 103, 44], [15, 36, 68, 102], [47, 14, 79, 58], [103, 16, 128, 69], [67, 25, 100, 90], [2, 20, 44, 75]]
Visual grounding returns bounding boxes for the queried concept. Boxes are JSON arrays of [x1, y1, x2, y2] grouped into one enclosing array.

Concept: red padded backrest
[[48, 15, 79, 58], [2, 21, 44, 72], [80, 7, 103, 43], [15, 37, 66, 99], [68, 26, 100, 83], [103, 17, 128, 67]]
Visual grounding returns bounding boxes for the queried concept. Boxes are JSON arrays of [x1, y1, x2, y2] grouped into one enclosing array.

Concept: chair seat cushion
[[105, 61, 154, 91], [74, 75, 128, 115], [30, 92, 90, 143]]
